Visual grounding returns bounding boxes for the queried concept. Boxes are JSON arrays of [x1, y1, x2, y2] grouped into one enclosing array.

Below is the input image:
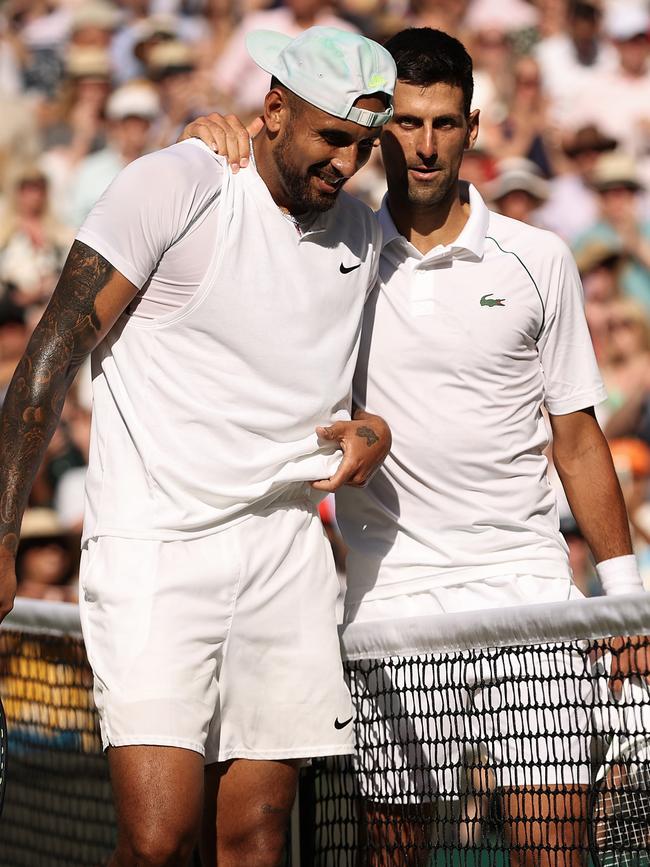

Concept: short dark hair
[[384, 28, 474, 117]]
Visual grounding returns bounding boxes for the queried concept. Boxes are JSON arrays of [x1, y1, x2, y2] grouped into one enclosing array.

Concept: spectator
[[0, 163, 72, 309], [147, 39, 207, 147], [574, 150, 650, 313], [15, 507, 77, 602], [40, 45, 113, 223], [575, 240, 624, 362], [570, 5, 650, 161], [68, 80, 160, 226], [601, 297, 650, 446], [480, 54, 553, 176], [485, 157, 549, 226], [536, 0, 617, 128], [539, 124, 618, 242]]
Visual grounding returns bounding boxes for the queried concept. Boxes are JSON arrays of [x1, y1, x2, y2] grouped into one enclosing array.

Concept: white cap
[[246, 26, 396, 128], [605, 4, 650, 41], [106, 82, 161, 121]]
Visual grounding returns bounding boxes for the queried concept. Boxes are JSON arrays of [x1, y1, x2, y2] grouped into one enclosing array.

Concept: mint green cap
[[246, 26, 396, 128]]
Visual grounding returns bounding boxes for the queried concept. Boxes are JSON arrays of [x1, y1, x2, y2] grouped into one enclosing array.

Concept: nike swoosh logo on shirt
[[340, 263, 361, 274], [334, 716, 353, 729]]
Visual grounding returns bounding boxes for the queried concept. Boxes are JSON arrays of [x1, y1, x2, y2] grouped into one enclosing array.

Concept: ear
[[465, 108, 480, 151], [263, 87, 289, 134]]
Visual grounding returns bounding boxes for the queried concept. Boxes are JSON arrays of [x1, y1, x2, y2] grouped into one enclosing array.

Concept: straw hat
[[590, 151, 644, 192], [20, 508, 66, 541], [71, 1, 121, 33], [65, 46, 112, 80], [573, 240, 622, 274], [147, 41, 195, 79]]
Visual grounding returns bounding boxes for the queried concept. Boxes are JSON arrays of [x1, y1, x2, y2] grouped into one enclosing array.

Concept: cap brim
[[246, 30, 292, 77]]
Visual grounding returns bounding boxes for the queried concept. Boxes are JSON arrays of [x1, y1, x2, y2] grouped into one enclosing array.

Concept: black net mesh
[[306, 637, 650, 867], [0, 601, 649, 867], [0, 627, 115, 866]]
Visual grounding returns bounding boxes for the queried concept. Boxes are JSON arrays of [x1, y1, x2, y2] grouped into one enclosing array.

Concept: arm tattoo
[[0, 241, 115, 555], [356, 426, 379, 448]]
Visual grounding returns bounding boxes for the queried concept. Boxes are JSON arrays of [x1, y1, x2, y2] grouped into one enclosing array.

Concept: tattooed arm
[[0, 240, 138, 620], [311, 410, 391, 493]]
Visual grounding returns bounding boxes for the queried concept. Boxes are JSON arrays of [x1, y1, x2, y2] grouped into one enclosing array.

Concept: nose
[[331, 145, 364, 179], [416, 127, 436, 162]]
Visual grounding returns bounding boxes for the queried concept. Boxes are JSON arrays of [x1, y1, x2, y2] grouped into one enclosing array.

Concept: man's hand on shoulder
[[311, 411, 391, 493], [178, 113, 263, 173]]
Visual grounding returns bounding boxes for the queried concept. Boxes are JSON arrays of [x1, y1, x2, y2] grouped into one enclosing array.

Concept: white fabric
[[76, 138, 381, 542], [596, 554, 644, 596], [337, 184, 607, 605], [78, 492, 354, 762]]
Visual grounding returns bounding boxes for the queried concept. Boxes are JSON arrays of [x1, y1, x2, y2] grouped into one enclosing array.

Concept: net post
[[290, 774, 301, 866]]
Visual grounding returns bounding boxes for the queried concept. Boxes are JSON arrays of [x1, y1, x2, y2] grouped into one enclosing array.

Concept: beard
[[273, 128, 341, 215], [404, 164, 456, 208]]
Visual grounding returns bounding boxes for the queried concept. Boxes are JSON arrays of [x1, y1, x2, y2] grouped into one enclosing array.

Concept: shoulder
[[486, 211, 573, 271], [123, 140, 227, 192]]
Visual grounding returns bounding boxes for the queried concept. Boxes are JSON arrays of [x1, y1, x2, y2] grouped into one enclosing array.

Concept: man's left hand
[[311, 412, 391, 493]]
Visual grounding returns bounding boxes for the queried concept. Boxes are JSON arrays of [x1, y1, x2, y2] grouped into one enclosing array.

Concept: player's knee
[[219, 814, 290, 867], [117, 822, 198, 867]]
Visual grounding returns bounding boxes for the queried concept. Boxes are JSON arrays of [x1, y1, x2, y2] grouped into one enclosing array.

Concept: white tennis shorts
[[346, 575, 597, 802], [79, 493, 354, 763]]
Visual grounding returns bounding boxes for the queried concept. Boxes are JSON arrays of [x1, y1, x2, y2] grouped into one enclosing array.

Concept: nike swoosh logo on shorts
[[334, 716, 353, 729], [340, 263, 361, 274]]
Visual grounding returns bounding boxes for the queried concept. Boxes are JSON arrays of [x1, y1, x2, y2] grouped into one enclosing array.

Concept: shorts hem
[[103, 735, 205, 756], [215, 744, 355, 763]]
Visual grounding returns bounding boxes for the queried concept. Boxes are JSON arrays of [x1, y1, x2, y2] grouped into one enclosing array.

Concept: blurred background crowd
[[2, 0, 650, 602]]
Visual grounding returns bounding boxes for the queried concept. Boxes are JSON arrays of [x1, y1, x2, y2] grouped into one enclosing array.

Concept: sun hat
[[246, 26, 396, 128], [590, 151, 644, 192], [485, 157, 549, 203], [106, 82, 160, 121]]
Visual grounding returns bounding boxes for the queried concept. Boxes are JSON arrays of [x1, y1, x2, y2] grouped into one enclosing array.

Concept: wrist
[[596, 554, 644, 595]]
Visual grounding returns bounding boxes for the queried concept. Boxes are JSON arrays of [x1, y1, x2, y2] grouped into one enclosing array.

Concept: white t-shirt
[[336, 184, 607, 604], [76, 139, 381, 542]]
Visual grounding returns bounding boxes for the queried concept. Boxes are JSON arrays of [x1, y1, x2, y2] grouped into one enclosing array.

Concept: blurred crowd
[[2, 0, 650, 602]]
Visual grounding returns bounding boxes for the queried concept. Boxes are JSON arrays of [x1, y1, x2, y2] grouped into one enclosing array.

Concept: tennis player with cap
[[0, 28, 396, 867]]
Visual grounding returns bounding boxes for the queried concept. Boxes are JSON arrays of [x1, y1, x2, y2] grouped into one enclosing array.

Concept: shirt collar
[[377, 182, 489, 260]]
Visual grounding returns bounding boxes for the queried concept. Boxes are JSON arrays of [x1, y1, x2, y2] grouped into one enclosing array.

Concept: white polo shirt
[[336, 184, 607, 604], [76, 139, 381, 542]]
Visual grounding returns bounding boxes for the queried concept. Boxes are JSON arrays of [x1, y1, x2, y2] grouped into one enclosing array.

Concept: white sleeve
[[537, 237, 607, 416], [75, 140, 225, 288]]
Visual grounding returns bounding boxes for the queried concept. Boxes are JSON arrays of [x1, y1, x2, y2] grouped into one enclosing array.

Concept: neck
[[387, 181, 471, 254], [251, 132, 306, 217]]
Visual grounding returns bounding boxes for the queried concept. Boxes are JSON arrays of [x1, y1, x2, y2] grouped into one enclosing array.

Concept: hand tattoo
[[0, 241, 114, 555], [356, 426, 379, 448]]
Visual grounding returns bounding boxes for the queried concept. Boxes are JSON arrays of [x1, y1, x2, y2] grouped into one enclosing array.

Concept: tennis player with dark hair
[[183, 25, 644, 867], [0, 27, 396, 867]]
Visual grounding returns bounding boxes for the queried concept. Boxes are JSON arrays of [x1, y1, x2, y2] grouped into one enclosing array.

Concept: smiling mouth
[[312, 170, 346, 194]]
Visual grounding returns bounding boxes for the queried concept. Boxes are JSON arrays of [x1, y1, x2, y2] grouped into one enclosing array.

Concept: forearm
[[0, 240, 121, 557], [0, 322, 85, 555], [551, 408, 644, 594], [553, 425, 632, 563]]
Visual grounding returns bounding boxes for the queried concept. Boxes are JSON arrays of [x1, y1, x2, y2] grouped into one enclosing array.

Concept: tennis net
[[303, 592, 650, 867], [1, 594, 649, 867]]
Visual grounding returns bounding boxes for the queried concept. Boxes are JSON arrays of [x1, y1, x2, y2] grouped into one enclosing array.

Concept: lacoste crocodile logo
[[480, 293, 506, 307]]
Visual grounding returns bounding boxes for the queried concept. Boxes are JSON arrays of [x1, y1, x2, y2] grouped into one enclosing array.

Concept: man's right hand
[[0, 550, 17, 624], [178, 113, 263, 172]]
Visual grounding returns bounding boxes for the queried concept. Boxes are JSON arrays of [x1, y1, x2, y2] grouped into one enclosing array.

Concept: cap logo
[[368, 73, 386, 89]]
